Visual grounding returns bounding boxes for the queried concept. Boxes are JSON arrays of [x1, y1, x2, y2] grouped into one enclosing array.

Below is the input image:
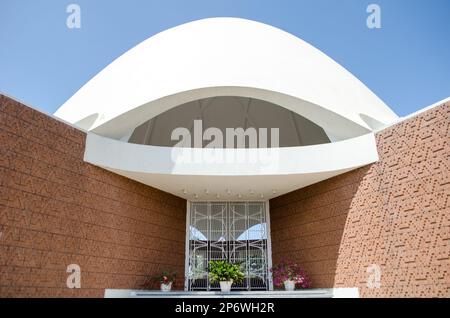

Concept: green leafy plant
[[208, 260, 244, 283]]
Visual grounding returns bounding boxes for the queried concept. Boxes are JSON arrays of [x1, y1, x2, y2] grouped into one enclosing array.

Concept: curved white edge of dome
[[54, 17, 398, 136], [84, 132, 378, 200], [88, 86, 372, 141]]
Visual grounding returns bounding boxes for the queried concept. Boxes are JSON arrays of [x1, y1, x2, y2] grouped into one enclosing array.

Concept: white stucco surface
[[54, 18, 398, 140], [54, 18, 398, 199], [85, 132, 378, 200]]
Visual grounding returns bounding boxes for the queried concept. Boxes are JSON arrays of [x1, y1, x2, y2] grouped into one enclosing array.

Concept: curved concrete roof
[[53, 18, 397, 200], [54, 17, 398, 140], [85, 132, 379, 200]]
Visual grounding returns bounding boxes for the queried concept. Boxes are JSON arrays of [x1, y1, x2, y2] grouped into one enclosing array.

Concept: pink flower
[[270, 258, 311, 289]]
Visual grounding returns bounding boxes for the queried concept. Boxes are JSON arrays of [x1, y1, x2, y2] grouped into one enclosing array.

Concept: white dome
[[55, 17, 398, 141], [54, 18, 398, 200]]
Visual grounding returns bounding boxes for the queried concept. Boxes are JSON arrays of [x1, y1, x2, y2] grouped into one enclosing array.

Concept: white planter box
[[283, 280, 296, 291], [160, 282, 172, 292], [219, 281, 233, 293]]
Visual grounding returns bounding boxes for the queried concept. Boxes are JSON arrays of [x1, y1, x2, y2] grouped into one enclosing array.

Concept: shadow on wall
[[0, 95, 186, 297], [270, 101, 450, 297], [77, 165, 187, 292], [269, 166, 370, 289]]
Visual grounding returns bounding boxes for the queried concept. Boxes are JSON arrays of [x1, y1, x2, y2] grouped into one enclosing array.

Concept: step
[[104, 288, 359, 298]]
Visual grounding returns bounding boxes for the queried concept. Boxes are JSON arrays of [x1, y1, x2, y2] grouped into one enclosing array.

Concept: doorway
[[185, 202, 272, 291]]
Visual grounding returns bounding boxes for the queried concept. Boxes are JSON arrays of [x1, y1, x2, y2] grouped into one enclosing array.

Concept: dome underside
[[54, 17, 398, 138], [128, 96, 330, 148]]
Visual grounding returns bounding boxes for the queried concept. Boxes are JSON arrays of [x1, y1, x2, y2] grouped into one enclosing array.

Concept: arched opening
[[128, 96, 330, 148]]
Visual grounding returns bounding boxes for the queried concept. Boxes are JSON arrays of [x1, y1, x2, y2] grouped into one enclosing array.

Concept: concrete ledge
[[104, 288, 359, 298]]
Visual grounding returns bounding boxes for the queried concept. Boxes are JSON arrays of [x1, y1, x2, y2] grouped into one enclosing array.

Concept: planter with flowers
[[151, 271, 177, 292], [270, 259, 311, 291], [209, 260, 244, 292]]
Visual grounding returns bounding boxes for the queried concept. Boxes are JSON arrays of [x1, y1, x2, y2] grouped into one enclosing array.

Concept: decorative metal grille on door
[[186, 202, 271, 291]]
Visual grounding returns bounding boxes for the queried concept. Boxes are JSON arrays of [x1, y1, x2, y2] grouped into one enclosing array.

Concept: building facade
[[0, 18, 448, 297]]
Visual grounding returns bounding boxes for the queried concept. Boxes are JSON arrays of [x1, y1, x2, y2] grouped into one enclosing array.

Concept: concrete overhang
[[54, 18, 398, 199], [84, 132, 378, 200]]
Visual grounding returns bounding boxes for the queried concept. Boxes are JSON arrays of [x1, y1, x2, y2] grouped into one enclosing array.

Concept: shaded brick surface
[[0, 95, 187, 297], [270, 101, 449, 297], [1, 94, 449, 298]]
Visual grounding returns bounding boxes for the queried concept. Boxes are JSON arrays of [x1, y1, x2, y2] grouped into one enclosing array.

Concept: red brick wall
[[0, 95, 187, 297], [270, 101, 449, 297], [1, 93, 448, 298]]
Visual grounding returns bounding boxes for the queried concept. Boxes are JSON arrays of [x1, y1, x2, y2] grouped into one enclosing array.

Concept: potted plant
[[209, 260, 244, 292], [152, 271, 177, 292], [270, 259, 311, 291]]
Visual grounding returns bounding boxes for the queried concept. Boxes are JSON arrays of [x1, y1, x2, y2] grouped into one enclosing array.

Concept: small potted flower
[[270, 259, 311, 291], [209, 260, 244, 292], [152, 271, 177, 292]]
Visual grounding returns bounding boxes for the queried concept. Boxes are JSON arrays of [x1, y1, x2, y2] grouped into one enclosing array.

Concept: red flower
[[270, 258, 311, 289]]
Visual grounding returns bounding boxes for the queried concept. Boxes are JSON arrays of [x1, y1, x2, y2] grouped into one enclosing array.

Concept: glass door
[[186, 202, 271, 291]]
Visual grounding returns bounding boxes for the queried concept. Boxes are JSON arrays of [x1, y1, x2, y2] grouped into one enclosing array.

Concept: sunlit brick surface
[[270, 101, 449, 297], [1, 94, 449, 298], [0, 95, 186, 297]]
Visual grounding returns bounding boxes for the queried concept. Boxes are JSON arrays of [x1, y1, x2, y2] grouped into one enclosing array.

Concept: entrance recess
[[185, 202, 272, 291]]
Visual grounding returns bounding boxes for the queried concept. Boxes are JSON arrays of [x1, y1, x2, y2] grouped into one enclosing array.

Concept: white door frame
[[265, 201, 274, 291], [184, 200, 273, 291], [184, 201, 191, 291]]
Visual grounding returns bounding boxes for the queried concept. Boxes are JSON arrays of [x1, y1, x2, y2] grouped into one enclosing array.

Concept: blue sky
[[0, 0, 449, 116]]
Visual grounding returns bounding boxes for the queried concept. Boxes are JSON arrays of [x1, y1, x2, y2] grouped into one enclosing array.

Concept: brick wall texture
[[270, 101, 449, 297], [0, 95, 187, 297], [1, 94, 449, 298]]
